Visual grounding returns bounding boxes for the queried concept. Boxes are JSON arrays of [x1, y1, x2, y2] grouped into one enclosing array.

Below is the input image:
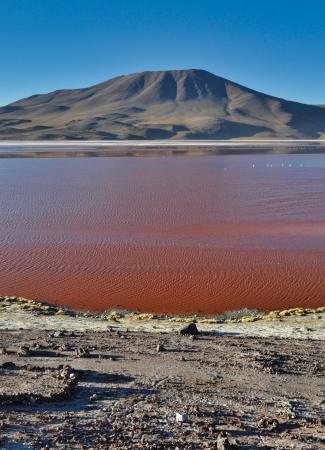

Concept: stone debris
[[0, 364, 78, 406], [0, 325, 324, 448]]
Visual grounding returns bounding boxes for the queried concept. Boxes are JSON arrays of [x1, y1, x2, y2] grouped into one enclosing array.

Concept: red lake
[[1, 154, 325, 314]]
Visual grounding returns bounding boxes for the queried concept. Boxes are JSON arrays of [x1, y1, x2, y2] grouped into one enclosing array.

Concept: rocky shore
[[0, 296, 324, 449]]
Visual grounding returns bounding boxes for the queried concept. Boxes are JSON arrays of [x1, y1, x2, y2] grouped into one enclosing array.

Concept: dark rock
[[217, 432, 238, 449], [156, 343, 165, 352], [17, 346, 31, 357], [179, 322, 199, 336], [58, 344, 70, 351], [257, 416, 280, 431], [74, 347, 90, 358]]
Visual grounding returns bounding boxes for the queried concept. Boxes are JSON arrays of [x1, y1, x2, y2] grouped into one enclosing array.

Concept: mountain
[[1, 69, 325, 140]]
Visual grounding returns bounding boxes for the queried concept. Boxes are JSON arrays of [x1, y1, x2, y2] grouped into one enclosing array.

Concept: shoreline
[[2, 140, 325, 157], [1, 295, 325, 340]]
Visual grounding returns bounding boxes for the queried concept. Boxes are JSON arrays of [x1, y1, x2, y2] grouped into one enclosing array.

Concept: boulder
[[179, 322, 199, 336]]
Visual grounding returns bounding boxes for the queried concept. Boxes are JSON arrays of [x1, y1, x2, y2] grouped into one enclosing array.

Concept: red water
[[1, 154, 325, 314]]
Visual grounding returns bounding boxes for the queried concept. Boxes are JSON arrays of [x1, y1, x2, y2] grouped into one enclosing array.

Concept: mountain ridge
[[1, 69, 325, 140]]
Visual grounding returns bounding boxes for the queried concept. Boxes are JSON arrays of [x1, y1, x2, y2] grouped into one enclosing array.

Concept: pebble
[[175, 412, 189, 423], [257, 416, 279, 431], [74, 347, 90, 358], [217, 432, 238, 449], [89, 393, 98, 402], [53, 331, 64, 338], [156, 343, 165, 352], [17, 346, 31, 357]]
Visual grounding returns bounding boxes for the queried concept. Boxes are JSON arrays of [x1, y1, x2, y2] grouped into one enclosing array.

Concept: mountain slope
[[1, 69, 325, 140]]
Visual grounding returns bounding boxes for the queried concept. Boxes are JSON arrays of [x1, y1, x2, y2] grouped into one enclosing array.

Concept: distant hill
[[1, 69, 325, 140]]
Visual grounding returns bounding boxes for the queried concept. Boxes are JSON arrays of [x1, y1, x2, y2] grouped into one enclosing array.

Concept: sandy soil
[[0, 329, 324, 449], [0, 298, 324, 449]]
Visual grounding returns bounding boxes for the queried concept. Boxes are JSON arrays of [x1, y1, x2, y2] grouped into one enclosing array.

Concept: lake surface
[[1, 154, 325, 314]]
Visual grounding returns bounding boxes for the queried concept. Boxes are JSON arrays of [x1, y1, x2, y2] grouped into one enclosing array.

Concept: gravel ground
[[0, 326, 324, 449]]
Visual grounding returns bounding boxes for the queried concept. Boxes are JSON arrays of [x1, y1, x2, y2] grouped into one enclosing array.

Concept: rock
[[312, 362, 323, 374], [175, 412, 189, 423], [52, 331, 64, 338], [0, 364, 78, 407], [179, 322, 199, 336], [17, 346, 31, 357], [0, 348, 7, 355], [257, 416, 280, 431], [58, 344, 70, 351], [89, 393, 98, 402], [74, 347, 90, 358], [188, 405, 200, 415], [156, 343, 165, 352], [217, 432, 238, 449], [57, 365, 77, 382]]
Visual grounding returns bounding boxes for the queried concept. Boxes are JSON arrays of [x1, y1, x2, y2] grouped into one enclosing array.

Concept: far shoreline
[[2, 139, 325, 158]]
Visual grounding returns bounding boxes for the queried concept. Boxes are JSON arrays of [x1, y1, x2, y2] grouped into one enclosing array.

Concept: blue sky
[[1, 0, 325, 105]]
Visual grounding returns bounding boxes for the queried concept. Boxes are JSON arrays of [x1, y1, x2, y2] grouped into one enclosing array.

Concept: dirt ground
[[0, 327, 324, 449]]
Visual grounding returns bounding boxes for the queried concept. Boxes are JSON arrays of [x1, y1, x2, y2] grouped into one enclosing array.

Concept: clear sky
[[1, 0, 325, 106]]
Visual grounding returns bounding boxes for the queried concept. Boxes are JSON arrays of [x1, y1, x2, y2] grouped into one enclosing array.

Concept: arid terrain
[[2, 69, 325, 140], [0, 297, 324, 449]]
